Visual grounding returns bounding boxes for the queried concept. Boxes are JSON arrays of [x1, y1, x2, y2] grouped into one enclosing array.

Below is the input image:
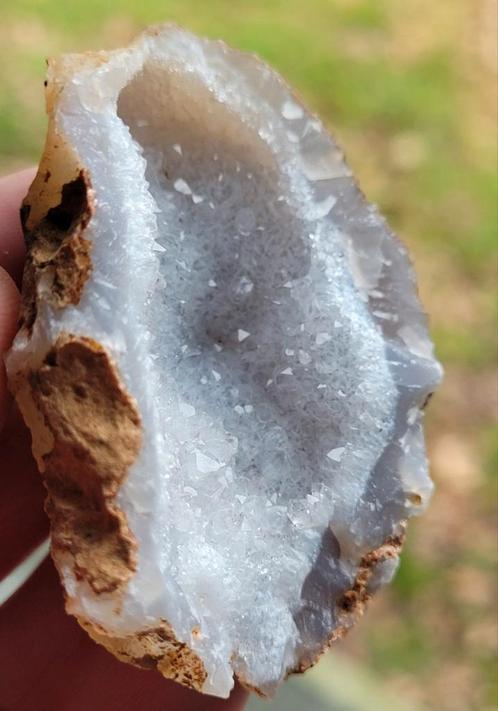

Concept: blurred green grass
[[0, 1, 496, 710]]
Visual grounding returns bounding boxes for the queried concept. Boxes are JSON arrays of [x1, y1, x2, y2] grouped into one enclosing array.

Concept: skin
[[0, 169, 247, 711]]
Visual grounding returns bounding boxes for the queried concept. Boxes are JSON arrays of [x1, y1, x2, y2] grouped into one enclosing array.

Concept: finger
[[0, 265, 48, 578], [0, 558, 247, 711], [0, 409, 48, 580], [0, 167, 36, 285], [0, 266, 21, 431]]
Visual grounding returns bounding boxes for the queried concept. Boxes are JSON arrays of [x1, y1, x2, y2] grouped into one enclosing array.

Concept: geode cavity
[[6, 24, 442, 698]]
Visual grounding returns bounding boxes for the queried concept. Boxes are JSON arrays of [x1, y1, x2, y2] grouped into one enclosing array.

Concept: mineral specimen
[[6, 25, 443, 698]]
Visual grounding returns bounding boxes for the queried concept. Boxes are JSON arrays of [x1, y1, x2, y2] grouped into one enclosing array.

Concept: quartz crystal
[[6, 25, 442, 698]]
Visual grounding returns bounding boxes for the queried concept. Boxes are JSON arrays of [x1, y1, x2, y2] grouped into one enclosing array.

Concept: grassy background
[[0, 1, 496, 709]]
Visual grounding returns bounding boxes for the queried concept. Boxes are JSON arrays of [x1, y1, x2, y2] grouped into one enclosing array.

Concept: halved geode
[[6, 25, 442, 698]]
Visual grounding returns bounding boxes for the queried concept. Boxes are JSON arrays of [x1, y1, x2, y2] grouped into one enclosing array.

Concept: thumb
[[0, 266, 20, 430]]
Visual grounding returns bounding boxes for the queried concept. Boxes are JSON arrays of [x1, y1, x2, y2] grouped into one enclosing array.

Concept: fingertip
[[0, 366, 7, 433], [0, 167, 36, 284], [0, 267, 20, 430]]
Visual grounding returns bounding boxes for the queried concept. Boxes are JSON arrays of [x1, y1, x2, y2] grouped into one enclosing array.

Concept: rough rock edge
[[79, 617, 207, 692], [288, 533, 405, 679], [34, 311, 204, 691], [10, 327, 206, 689], [11, 328, 207, 689], [14, 333, 140, 594], [79, 530, 402, 698], [20, 170, 94, 333], [231, 533, 404, 697], [6, 59, 210, 693], [10, 66, 137, 597]]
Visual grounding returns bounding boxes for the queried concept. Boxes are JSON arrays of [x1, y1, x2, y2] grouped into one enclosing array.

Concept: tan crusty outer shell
[[79, 618, 207, 692], [287, 533, 404, 679], [26, 333, 140, 595], [11, 328, 208, 690], [231, 533, 403, 696]]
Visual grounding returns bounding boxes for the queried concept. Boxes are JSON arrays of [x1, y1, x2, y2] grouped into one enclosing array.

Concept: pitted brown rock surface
[[81, 619, 207, 692], [28, 333, 141, 594], [20, 171, 93, 331]]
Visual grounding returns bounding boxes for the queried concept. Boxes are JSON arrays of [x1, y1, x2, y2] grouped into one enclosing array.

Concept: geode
[[6, 25, 442, 698]]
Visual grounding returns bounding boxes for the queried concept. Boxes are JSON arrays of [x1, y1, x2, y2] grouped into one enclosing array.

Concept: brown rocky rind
[[285, 533, 404, 680], [25, 333, 140, 594], [20, 170, 94, 333], [11, 322, 208, 687], [234, 533, 404, 697], [336, 533, 404, 620], [11, 153, 207, 685], [80, 619, 207, 692]]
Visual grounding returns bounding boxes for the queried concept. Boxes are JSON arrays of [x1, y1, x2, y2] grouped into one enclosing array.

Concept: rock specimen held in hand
[[6, 25, 442, 698]]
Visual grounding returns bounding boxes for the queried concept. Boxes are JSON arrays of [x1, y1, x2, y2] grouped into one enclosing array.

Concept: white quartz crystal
[[7, 26, 442, 698]]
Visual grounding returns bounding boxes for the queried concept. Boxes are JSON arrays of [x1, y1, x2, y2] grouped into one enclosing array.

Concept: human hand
[[0, 169, 247, 711]]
